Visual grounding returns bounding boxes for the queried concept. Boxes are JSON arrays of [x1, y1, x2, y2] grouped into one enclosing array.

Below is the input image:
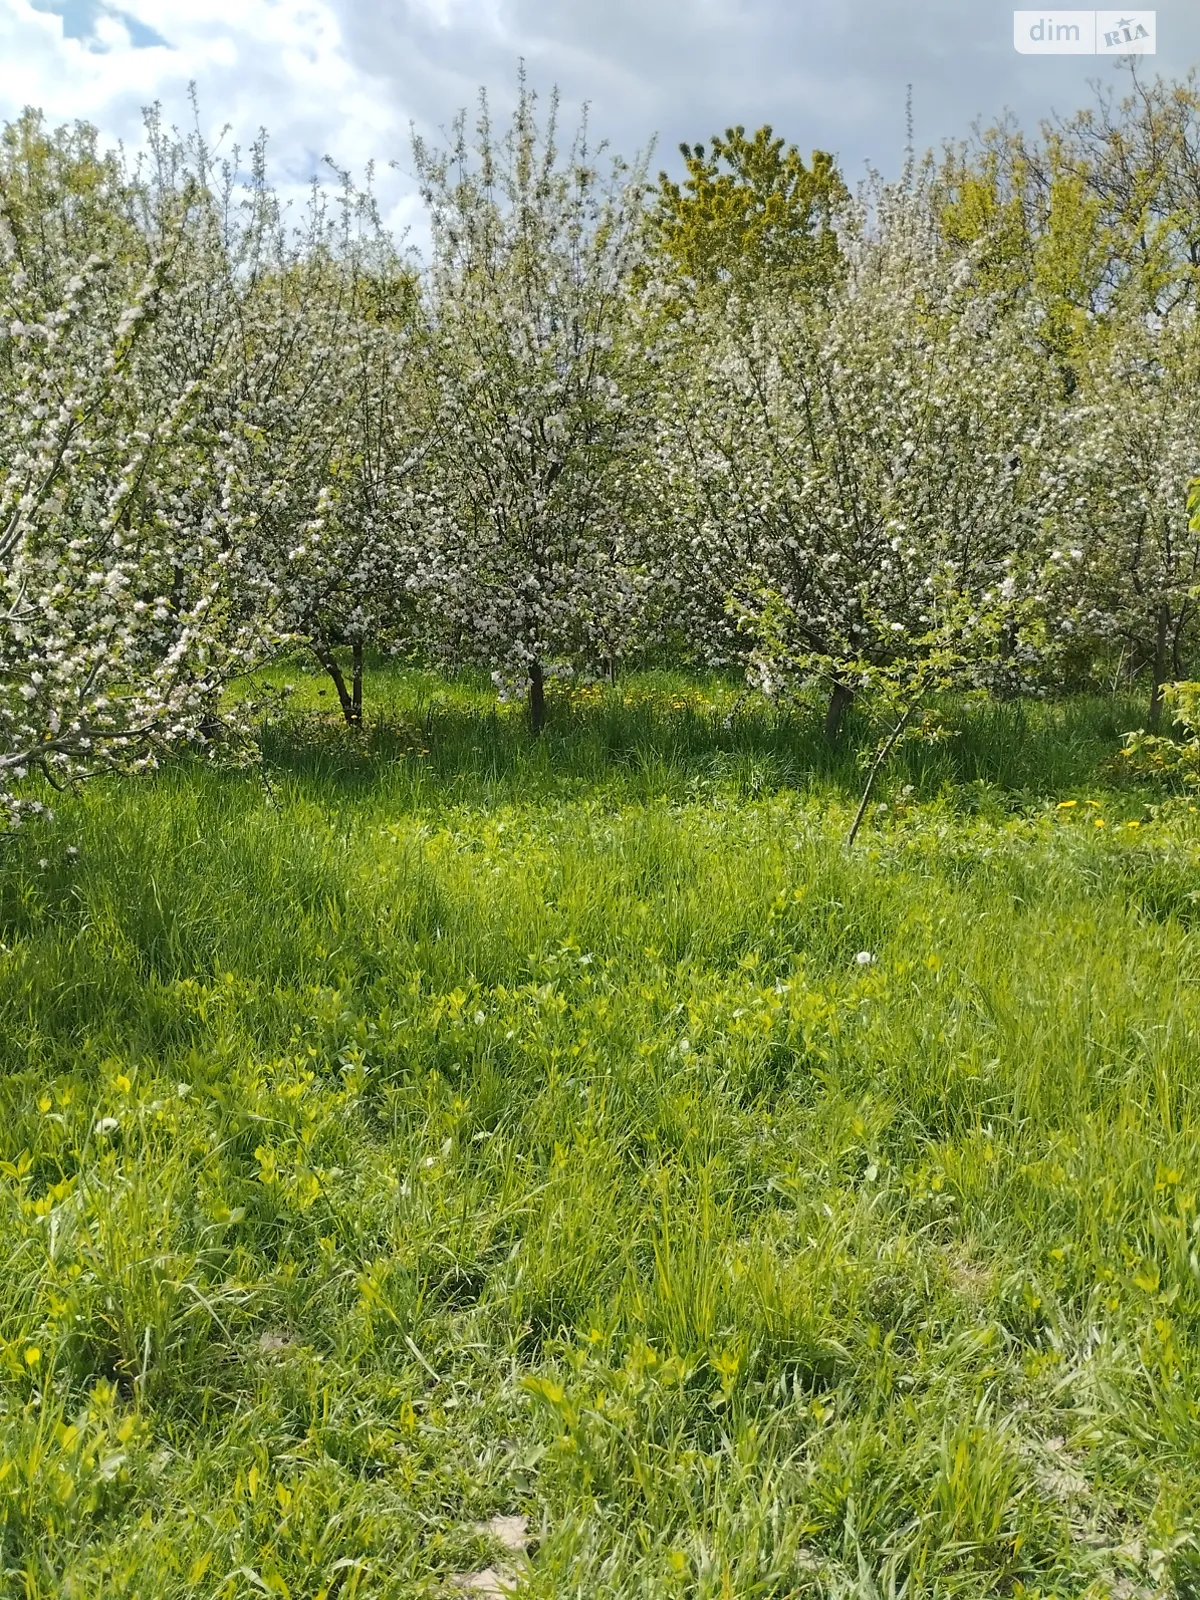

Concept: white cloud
[[3, 0, 1199, 255], [0, 0, 420, 233]]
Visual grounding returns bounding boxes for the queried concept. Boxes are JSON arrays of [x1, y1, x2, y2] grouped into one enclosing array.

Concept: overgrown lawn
[[1, 670, 1197, 1598]]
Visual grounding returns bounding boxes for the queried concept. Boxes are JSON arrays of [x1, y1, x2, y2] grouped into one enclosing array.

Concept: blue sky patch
[[29, 0, 170, 50]]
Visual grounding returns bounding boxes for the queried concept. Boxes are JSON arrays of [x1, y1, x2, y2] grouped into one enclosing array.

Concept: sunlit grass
[[1, 668, 1198, 1596]]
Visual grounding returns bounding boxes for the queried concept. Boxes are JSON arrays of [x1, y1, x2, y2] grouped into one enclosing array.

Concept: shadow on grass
[[254, 671, 1148, 812]]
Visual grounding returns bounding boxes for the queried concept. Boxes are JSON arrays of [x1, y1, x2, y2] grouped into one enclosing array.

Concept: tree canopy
[[650, 123, 848, 295]]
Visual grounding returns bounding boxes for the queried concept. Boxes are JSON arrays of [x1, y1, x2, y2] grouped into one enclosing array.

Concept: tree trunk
[[1149, 603, 1170, 730], [824, 680, 853, 743], [529, 659, 546, 737], [351, 640, 364, 726], [311, 641, 360, 728]]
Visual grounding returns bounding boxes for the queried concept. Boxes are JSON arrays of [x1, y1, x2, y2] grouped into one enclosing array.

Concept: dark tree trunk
[[529, 659, 546, 737], [312, 641, 362, 728], [824, 680, 853, 743], [351, 640, 364, 726], [1149, 604, 1170, 730]]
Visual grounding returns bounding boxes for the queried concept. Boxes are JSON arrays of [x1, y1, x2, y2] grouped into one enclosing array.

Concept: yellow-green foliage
[[1121, 679, 1200, 786], [938, 139, 1114, 375], [650, 124, 848, 295], [0, 110, 129, 254]]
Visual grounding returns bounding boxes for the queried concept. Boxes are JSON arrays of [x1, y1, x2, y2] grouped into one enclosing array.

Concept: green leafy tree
[[1045, 68, 1200, 313], [650, 124, 847, 295], [940, 69, 1200, 392], [938, 132, 1115, 393]]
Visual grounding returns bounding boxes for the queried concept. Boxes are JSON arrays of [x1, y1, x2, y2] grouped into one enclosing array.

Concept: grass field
[[2, 666, 1199, 1598]]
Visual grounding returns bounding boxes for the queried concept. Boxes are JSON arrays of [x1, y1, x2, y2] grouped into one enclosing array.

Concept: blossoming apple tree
[[1051, 305, 1200, 725], [651, 175, 1063, 737], [0, 115, 277, 821], [410, 82, 653, 730], [0, 108, 432, 831], [199, 158, 432, 726]]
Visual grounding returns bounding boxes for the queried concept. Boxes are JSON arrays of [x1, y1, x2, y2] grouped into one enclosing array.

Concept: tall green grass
[[1, 669, 1198, 1597]]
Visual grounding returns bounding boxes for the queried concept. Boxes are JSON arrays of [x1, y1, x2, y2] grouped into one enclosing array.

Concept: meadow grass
[[1, 665, 1199, 1598]]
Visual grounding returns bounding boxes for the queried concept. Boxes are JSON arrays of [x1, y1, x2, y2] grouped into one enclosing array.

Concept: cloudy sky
[[3, 0, 1199, 239]]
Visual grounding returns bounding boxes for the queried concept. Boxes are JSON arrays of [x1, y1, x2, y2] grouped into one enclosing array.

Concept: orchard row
[[1, 73, 1199, 816]]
